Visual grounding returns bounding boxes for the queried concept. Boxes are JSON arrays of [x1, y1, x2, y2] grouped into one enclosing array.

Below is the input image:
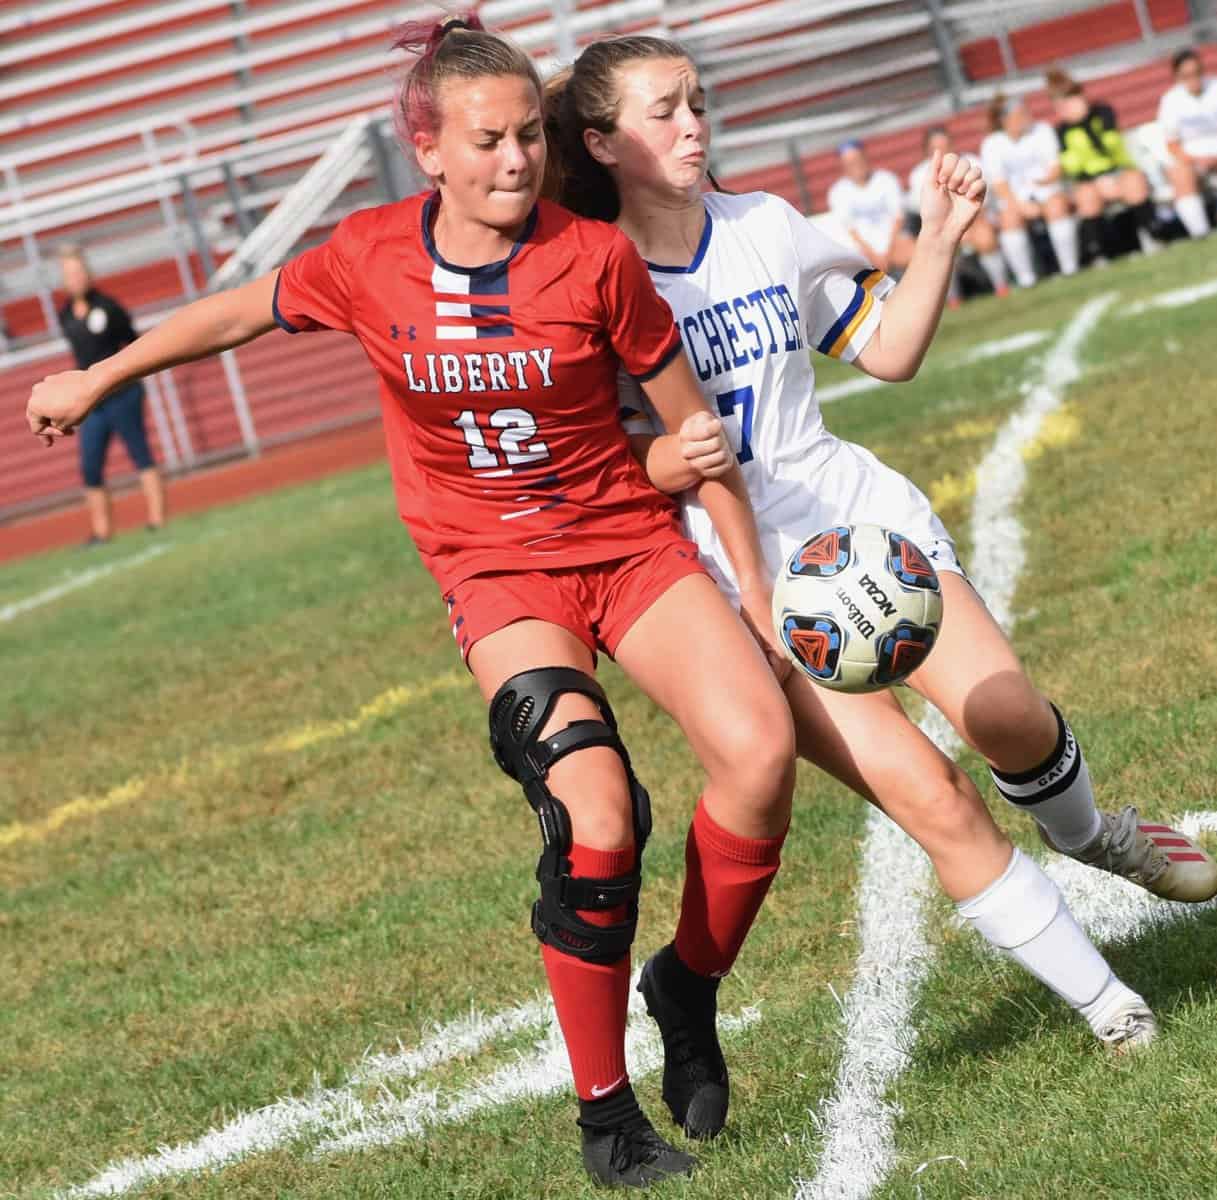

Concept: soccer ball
[[771, 524, 943, 693]]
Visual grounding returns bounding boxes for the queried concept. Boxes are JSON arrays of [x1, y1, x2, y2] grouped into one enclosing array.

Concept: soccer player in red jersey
[[26, 16, 795, 1188]]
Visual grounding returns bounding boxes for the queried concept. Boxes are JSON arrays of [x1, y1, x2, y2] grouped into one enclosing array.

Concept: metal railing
[[209, 114, 377, 291]]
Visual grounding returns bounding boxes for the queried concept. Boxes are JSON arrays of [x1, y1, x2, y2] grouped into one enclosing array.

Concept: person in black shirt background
[[56, 245, 166, 544]]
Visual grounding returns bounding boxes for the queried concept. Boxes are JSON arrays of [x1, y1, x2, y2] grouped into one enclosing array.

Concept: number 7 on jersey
[[715, 386, 756, 464]]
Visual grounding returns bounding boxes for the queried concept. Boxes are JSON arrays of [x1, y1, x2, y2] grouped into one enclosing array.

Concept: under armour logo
[[390, 324, 399, 340], [407, 325, 417, 341]]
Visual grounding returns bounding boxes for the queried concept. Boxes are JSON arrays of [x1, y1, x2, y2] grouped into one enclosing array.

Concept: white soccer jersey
[[618, 191, 959, 598], [1157, 79, 1217, 158], [827, 169, 905, 254], [981, 123, 1062, 203]]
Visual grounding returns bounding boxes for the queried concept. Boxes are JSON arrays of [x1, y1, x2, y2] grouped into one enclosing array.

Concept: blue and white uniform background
[[618, 190, 963, 603]]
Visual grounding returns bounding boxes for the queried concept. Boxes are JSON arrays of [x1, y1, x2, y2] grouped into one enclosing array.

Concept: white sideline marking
[[0, 545, 170, 623], [958, 329, 1050, 364], [819, 330, 1049, 405], [1127, 278, 1217, 315], [62, 998, 553, 1198], [819, 375, 884, 404], [795, 294, 1115, 1200], [315, 987, 761, 1156], [60, 986, 760, 1196], [1181, 812, 1217, 837]]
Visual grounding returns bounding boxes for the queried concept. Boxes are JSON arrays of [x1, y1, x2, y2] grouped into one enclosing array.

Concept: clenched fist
[[27, 370, 97, 447], [678, 410, 733, 479]]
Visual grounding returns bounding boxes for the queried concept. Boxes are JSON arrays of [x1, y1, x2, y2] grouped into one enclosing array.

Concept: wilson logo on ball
[[773, 524, 944, 693], [780, 613, 843, 679], [886, 532, 940, 591], [788, 526, 852, 578]]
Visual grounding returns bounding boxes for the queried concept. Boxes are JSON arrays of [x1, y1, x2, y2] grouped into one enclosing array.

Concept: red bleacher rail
[[725, 44, 1217, 213], [958, 0, 1192, 81]]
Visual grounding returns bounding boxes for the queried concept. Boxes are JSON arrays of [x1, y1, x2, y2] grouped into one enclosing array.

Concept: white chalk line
[[61, 996, 552, 1198], [315, 989, 761, 1157], [818, 330, 1050, 404], [0, 544, 171, 623], [60, 981, 760, 1197], [1126, 277, 1217, 315], [795, 293, 1116, 1200]]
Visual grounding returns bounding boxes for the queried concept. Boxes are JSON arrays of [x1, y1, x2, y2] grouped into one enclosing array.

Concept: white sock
[[1136, 226, 1163, 255], [989, 704, 1103, 851], [1047, 217, 1080, 275], [1175, 193, 1212, 238], [957, 848, 1145, 1035], [980, 250, 1009, 291], [999, 228, 1036, 287]]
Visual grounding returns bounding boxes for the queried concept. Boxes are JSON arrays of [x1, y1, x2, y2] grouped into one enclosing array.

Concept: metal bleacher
[[710, 0, 1209, 206], [1, 0, 1215, 522]]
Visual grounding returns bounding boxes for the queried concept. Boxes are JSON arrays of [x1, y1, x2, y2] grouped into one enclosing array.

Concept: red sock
[[541, 842, 634, 1101], [674, 796, 787, 978]]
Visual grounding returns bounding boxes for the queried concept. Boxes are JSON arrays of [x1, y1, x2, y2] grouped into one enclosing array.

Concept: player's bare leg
[[783, 660, 1155, 1049], [615, 573, 796, 1138], [470, 620, 698, 1187], [908, 573, 1217, 902], [1167, 159, 1212, 238], [84, 486, 111, 543], [140, 467, 166, 530], [783, 678, 1008, 898], [965, 214, 1009, 295]]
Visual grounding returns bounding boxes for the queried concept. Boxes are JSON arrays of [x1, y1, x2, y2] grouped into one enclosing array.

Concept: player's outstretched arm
[[854, 150, 985, 382], [27, 271, 281, 446]]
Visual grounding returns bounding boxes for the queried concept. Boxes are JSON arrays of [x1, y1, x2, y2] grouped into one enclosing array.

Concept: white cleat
[[1041, 806, 1217, 902], [1095, 1001, 1158, 1054]]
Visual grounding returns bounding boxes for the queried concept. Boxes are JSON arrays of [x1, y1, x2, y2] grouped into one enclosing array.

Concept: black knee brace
[[489, 667, 652, 964]]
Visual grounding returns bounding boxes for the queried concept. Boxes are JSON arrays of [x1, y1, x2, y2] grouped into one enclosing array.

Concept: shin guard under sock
[[543, 842, 634, 1099]]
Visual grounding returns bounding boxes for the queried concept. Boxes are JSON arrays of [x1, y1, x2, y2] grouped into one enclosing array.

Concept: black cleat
[[579, 1084, 699, 1188], [638, 944, 729, 1140]]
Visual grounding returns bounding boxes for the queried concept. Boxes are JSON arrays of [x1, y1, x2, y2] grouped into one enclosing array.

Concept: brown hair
[[56, 241, 90, 268], [986, 91, 1017, 131], [1172, 47, 1200, 73], [922, 124, 949, 151], [1045, 66, 1082, 99], [543, 35, 691, 221], [391, 12, 542, 148]]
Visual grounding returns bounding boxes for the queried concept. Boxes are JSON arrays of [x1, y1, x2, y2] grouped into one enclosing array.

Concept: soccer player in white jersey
[[827, 141, 914, 273], [908, 125, 1009, 298], [1157, 48, 1217, 238], [547, 34, 1217, 1137], [980, 94, 1080, 286]]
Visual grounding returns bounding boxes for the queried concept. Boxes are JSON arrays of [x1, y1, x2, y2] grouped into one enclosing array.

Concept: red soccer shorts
[[443, 536, 708, 663]]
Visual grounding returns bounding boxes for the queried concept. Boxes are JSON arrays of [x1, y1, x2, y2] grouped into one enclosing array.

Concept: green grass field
[[4, 239, 1217, 1200]]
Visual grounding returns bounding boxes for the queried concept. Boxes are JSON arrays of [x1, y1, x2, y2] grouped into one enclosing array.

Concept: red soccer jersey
[[273, 193, 685, 592]]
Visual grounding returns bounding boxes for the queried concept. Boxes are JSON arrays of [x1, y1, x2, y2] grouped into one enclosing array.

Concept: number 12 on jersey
[[715, 386, 755, 464], [453, 407, 551, 474]]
